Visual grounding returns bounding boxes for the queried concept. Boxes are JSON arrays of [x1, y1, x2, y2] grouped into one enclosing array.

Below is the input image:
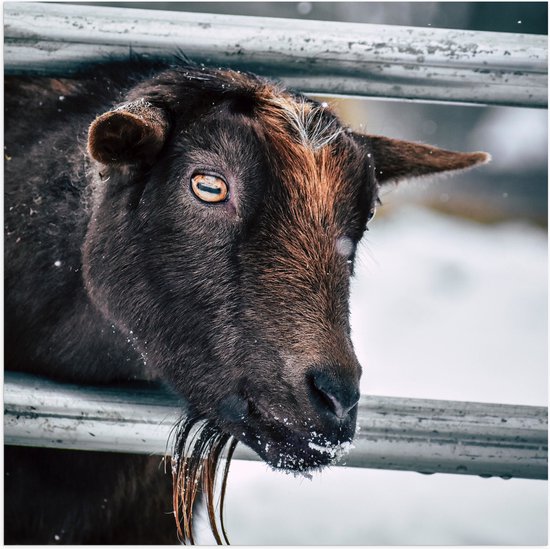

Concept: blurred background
[[78, 1, 548, 544]]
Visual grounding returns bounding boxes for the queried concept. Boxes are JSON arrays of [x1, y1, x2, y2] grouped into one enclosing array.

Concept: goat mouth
[[236, 399, 355, 472]]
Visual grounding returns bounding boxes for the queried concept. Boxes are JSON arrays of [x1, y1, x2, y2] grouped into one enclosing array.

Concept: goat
[[4, 59, 489, 544]]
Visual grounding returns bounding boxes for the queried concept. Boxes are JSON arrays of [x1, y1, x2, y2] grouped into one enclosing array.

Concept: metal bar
[[4, 372, 547, 480], [3, 2, 547, 108]]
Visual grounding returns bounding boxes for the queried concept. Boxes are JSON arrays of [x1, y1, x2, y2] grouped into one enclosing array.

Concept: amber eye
[[191, 174, 228, 203]]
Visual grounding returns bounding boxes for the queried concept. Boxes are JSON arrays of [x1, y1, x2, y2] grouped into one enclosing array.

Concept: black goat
[[4, 60, 489, 544]]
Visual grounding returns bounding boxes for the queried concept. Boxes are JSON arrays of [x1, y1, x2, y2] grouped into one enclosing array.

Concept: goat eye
[[191, 174, 228, 203], [367, 206, 376, 223]]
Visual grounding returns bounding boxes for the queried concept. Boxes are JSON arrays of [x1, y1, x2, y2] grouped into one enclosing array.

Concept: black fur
[[5, 59, 487, 544], [5, 60, 370, 543]]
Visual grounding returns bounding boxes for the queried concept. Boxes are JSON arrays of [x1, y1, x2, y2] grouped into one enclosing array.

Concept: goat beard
[[171, 415, 238, 545]]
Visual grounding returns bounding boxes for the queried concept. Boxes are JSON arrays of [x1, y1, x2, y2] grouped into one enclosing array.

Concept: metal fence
[[3, 2, 548, 481], [4, 372, 547, 480], [4, 2, 548, 107]]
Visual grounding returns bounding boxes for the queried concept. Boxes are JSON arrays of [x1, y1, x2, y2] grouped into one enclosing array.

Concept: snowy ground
[[217, 206, 547, 545]]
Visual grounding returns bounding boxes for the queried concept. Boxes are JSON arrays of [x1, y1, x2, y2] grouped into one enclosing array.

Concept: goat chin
[[236, 398, 357, 472]]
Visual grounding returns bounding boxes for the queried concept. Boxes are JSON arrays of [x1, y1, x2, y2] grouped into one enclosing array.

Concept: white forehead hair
[[267, 95, 344, 151]]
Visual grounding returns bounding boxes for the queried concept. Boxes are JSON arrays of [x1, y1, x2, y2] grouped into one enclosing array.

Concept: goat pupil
[[198, 182, 221, 195]]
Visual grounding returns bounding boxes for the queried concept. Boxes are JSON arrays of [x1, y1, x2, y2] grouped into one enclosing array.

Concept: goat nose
[[309, 370, 360, 420]]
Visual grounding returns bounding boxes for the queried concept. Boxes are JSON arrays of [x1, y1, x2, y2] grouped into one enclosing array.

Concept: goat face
[[84, 65, 489, 472]]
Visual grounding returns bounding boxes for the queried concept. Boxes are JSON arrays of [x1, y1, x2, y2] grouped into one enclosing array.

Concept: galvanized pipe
[[4, 372, 547, 480], [3, 2, 547, 108]]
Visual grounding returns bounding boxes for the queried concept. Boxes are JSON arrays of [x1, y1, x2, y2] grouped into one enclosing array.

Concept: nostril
[[309, 370, 360, 420], [320, 390, 349, 419]]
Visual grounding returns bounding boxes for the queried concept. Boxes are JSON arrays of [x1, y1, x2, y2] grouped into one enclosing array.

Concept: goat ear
[[88, 100, 169, 166], [356, 133, 490, 184]]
